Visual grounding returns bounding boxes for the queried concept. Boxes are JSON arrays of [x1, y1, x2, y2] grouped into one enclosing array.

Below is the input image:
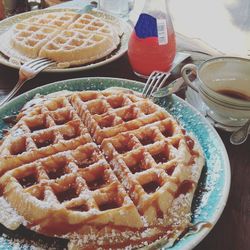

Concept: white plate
[[0, 8, 132, 73]]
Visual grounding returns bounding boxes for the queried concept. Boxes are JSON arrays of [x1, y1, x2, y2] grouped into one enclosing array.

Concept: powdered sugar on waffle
[[0, 197, 27, 230]]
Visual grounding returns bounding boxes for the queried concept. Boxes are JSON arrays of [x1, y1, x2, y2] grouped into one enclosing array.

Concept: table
[[0, 6, 249, 250], [0, 52, 249, 250]]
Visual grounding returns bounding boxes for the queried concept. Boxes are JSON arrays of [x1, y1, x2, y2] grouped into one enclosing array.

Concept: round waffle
[[8, 11, 121, 67], [0, 89, 204, 249]]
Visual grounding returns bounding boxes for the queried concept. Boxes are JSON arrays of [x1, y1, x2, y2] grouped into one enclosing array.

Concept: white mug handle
[[181, 64, 199, 93]]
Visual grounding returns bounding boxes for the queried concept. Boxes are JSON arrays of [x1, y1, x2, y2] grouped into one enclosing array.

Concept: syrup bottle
[[128, 0, 176, 77]]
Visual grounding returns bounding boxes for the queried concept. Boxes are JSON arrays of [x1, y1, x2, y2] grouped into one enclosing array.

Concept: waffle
[[68, 13, 120, 46], [39, 29, 117, 68], [0, 89, 205, 249], [9, 11, 121, 66], [0, 94, 92, 176], [11, 23, 60, 58], [21, 11, 79, 29]]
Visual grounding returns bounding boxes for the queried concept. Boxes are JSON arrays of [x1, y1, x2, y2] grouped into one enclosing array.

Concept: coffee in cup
[[181, 56, 250, 126]]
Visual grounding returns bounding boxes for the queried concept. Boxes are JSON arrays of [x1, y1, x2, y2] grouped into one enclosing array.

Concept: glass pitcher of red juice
[[128, 0, 176, 78]]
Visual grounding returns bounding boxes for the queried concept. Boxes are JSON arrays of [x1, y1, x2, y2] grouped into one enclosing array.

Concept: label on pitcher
[[135, 13, 157, 38], [156, 19, 168, 45], [134, 13, 167, 45]]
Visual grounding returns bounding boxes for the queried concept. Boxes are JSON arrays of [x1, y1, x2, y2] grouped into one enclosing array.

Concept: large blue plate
[[0, 77, 230, 250]]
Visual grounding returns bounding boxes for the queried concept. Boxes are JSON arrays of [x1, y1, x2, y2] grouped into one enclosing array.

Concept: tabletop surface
[[0, 2, 249, 250]]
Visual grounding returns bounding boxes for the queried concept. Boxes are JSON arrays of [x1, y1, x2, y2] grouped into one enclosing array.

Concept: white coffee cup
[[181, 56, 250, 126]]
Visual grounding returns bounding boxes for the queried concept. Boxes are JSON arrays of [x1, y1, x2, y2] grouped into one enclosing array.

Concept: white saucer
[[185, 88, 249, 132]]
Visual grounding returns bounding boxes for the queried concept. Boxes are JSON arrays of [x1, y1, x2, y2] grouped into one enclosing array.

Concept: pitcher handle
[[181, 64, 199, 93]]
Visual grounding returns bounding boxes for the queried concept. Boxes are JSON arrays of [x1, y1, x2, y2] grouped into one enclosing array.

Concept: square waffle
[[0, 89, 204, 249]]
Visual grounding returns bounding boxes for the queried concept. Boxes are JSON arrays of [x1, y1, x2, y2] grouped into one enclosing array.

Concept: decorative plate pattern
[[0, 78, 230, 250]]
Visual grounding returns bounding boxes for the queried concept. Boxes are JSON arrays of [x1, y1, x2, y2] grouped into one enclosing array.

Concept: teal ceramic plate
[[0, 77, 230, 250]]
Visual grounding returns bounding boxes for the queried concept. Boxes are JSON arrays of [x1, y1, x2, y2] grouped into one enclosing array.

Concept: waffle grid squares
[[68, 14, 113, 36], [43, 30, 104, 52], [5, 97, 87, 155], [70, 91, 167, 144], [0, 96, 95, 176], [9, 143, 132, 215], [99, 111, 191, 221], [22, 12, 78, 29], [11, 23, 59, 58]]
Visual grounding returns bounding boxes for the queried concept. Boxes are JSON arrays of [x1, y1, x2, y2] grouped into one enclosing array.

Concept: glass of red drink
[[128, 0, 176, 78]]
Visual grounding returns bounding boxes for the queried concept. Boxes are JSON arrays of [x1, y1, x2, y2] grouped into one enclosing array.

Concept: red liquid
[[128, 30, 176, 77], [0, 1, 4, 20]]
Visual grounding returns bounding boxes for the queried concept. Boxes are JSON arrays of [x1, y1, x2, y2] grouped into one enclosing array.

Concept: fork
[[142, 71, 171, 98], [0, 58, 55, 107], [142, 51, 191, 98]]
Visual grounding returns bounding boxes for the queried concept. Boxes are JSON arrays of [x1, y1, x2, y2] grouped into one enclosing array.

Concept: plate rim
[[0, 8, 132, 73], [0, 77, 231, 250]]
